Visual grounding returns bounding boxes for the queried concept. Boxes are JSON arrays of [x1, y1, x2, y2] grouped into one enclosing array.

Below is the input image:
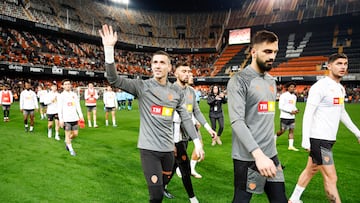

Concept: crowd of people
[[0, 26, 217, 77]]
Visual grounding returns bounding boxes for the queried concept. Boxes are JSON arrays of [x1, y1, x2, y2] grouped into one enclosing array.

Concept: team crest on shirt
[[333, 97, 344, 105], [258, 101, 275, 114], [168, 94, 173, 101], [151, 105, 174, 117], [269, 85, 275, 93]]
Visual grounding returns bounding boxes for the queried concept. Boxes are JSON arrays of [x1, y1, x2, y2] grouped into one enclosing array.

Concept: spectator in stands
[[37, 84, 48, 120], [84, 83, 99, 128], [207, 85, 227, 146], [0, 84, 13, 122], [44, 83, 61, 140], [227, 30, 288, 202], [20, 82, 38, 132], [58, 79, 84, 156], [103, 85, 118, 127], [99, 24, 204, 203], [275, 82, 300, 151], [288, 53, 360, 203]]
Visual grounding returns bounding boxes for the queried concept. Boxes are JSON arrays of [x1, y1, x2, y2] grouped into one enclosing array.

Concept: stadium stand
[[0, 0, 359, 85]]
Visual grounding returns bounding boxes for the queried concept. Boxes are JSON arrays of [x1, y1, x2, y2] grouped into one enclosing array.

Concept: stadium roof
[[100, 0, 244, 12]]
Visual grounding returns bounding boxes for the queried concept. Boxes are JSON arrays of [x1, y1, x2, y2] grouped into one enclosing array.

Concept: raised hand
[[99, 24, 118, 47]]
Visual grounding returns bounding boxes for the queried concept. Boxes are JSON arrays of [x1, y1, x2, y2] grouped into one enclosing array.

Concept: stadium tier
[[0, 0, 359, 84]]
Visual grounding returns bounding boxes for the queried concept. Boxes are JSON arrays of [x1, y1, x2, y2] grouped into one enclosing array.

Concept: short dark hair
[[251, 30, 278, 47], [152, 50, 171, 63], [285, 82, 296, 89], [61, 79, 71, 84], [328, 53, 347, 64], [175, 61, 190, 69]]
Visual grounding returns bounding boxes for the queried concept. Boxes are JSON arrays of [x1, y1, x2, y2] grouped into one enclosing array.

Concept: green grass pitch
[[0, 100, 359, 202]]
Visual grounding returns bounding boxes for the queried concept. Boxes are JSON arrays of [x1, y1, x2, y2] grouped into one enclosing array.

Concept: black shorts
[[105, 107, 116, 112], [233, 155, 285, 194], [23, 109, 35, 116], [2, 104, 10, 110], [280, 118, 295, 130], [39, 102, 47, 108], [64, 121, 78, 131], [47, 113, 59, 121], [86, 106, 96, 111], [310, 138, 335, 165]]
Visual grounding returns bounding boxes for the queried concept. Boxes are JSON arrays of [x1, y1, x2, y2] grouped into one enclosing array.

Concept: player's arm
[[191, 89, 217, 139], [33, 92, 39, 110], [19, 92, 23, 111], [93, 90, 99, 100], [340, 107, 360, 142], [84, 90, 89, 100], [10, 91, 13, 104], [75, 94, 84, 120], [57, 94, 64, 127], [100, 24, 140, 97], [302, 86, 321, 150], [177, 96, 204, 161]]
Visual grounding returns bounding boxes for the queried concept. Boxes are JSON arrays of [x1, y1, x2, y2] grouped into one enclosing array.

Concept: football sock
[[289, 139, 294, 147], [289, 184, 305, 201]]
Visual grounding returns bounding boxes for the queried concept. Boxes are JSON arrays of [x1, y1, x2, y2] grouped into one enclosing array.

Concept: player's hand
[[59, 121, 64, 128], [252, 149, 277, 178], [358, 138, 360, 144], [208, 129, 217, 141], [195, 122, 201, 129], [195, 146, 205, 162], [99, 24, 118, 47]]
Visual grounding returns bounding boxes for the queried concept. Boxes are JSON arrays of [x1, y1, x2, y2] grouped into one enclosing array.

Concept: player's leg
[[177, 141, 196, 199], [190, 133, 203, 178], [105, 110, 109, 126], [318, 146, 341, 203], [232, 159, 254, 203], [23, 110, 29, 131], [54, 116, 60, 140], [29, 110, 35, 132], [210, 117, 217, 146], [216, 117, 224, 145], [111, 108, 116, 126], [92, 108, 97, 127], [276, 119, 286, 137], [86, 107, 92, 127], [47, 114, 53, 138], [64, 122, 77, 156], [263, 156, 287, 203], [289, 157, 319, 202], [287, 120, 299, 151], [289, 138, 326, 202], [3, 106, 7, 121], [140, 149, 174, 203]]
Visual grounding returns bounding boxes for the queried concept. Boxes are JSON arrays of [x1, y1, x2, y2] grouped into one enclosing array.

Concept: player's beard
[[179, 77, 188, 86], [257, 58, 273, 72]]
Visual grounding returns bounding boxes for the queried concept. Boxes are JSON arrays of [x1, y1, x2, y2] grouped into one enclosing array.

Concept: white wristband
[[104, 46, 115, 64], [193, 138, 202, 149], [204, 123, 212, 132]]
